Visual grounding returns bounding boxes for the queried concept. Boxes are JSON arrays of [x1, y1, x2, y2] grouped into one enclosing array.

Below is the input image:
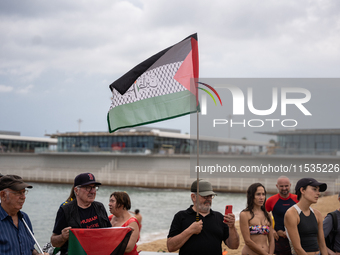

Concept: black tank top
[[295, 204, 319, 252]]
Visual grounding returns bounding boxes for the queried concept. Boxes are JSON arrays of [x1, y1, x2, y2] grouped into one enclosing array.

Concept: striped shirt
[[0, 204, 35, 255]]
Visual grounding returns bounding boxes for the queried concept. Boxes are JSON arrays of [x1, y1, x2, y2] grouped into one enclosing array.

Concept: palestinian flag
[[107, 33, 199, 133], [68, 227, 132, 255]]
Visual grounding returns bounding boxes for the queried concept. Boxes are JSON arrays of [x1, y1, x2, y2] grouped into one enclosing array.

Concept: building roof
[[0, 134, 57, 144], [257, 128, 340, 136], [48, 126, 182, 138], [49, 129, 272, 147], [0, 131, 20, 136]]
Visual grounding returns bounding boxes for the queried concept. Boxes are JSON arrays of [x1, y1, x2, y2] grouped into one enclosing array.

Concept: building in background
[[258, 129, 340, 156], [0, 131, 57, 153], [1, 129, 338, 195], [48, 127, 270, 155]]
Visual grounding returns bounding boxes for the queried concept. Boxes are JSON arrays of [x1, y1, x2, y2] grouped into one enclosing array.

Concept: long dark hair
[[67, 185, 76, 201], [244, 183, 271, 226]]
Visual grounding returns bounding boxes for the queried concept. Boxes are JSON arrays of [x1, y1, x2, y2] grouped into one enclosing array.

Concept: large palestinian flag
[[68, 227, 132, 255], [107, 33, 199, 133]]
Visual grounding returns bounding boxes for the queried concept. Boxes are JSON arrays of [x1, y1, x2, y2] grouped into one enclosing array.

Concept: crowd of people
[[0, 172, 339, 255], [0, 173, 142, 255]]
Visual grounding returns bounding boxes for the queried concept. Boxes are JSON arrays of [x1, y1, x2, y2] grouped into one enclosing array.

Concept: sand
[[137, 194, 339, 254]]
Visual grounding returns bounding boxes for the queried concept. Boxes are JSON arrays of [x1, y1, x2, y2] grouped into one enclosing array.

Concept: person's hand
[[61, 226, 72, 241], [328, 250, 336, 255], [189, 220, 203, 235], [223, 213, 236, 228], [273, 229, 279, 241], [277, 230, 287, 238]]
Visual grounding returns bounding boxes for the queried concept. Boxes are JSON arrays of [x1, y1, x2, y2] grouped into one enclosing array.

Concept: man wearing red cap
[[0, 175, 48, 255], [51, 172, 111, 255]]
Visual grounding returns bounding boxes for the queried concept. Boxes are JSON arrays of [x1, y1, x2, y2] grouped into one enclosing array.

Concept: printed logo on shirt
[[80, 215, 99, 228], [81, 215, 98, 225]]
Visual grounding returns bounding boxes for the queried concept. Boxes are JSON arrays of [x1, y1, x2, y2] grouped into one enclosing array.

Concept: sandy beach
[[137, 194, 339, 254]]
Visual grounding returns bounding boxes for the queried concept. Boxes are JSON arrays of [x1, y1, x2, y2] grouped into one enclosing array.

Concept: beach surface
[[137, 194, 339, 254]]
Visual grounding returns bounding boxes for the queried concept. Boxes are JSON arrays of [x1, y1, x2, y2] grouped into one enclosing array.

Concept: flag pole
[[22, 218, 44, 254], [196, 95, 200, 222]]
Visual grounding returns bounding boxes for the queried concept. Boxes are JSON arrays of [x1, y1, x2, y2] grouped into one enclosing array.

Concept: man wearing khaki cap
[[167, 179, 239, 255], [0, 175, 48, 255]]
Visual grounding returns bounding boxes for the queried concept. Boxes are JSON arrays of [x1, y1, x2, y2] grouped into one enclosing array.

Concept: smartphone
[[224, 205, 233, 223]]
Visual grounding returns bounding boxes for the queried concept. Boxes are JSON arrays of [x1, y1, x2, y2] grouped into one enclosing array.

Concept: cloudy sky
[[1, 0, 339, 139]]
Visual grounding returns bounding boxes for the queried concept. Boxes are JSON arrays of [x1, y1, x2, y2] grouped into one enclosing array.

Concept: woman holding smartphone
[[284, 178, 328, 255], [240, 183, 275, 255]]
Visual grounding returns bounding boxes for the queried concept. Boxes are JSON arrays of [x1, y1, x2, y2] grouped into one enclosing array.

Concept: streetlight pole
[[78, 119, 83, 133]]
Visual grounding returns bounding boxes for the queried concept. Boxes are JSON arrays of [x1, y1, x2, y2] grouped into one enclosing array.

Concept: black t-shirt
[[78, 205, 100, 228], [53, 203, 103, 254], [168, 205, 229, 255], [53, 204, 101, 234]]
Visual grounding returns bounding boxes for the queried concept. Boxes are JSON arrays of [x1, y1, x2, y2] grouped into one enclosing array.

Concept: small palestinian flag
[[107, 33, 199, 133], [68, 227, 132, 255]]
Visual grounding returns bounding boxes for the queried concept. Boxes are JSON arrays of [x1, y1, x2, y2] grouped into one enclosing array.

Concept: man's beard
[[280, 190, 289, 196], [198, 201, 211, 213]]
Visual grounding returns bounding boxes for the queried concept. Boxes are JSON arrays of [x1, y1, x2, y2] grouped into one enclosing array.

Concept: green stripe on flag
[[107, 90, 197, 133], [68, 230, 87, 255]]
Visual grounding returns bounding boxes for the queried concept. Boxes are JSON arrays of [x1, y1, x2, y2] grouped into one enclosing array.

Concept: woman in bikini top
[[249, 225, 270, 235], [240, 183, 275, 255]]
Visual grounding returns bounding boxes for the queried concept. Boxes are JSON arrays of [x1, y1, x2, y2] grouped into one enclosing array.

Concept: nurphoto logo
[[197, 80, 312, 129], [197, 82, 223, 115]]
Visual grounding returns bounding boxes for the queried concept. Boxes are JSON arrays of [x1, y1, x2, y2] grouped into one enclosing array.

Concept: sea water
[[22, 182, 246, 246]]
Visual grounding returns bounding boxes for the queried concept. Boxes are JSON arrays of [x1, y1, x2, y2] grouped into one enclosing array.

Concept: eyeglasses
[[200, 195, 215, 200], [80, 185, 99, 192], [9, 190, 29, 196]]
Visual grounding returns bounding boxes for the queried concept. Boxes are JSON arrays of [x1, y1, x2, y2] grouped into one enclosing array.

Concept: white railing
[[1, 168, 339, 195]]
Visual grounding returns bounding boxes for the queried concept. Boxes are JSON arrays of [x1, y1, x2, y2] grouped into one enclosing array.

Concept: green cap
[[191, 179, 217, 196]]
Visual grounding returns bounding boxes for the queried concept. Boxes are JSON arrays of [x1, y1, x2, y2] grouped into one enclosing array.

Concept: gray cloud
[[0, 0, 339, 137]]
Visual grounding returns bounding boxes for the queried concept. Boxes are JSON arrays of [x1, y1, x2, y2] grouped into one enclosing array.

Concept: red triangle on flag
[[174, 37, 199, 97]]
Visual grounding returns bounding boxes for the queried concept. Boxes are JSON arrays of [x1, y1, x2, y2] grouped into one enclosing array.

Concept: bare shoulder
[[312, 208, 321, 215], [239, 210, 251, 220], [285, 206, 298, 221], [129, 220, 139, 228], [312, 208, 323, 221], [240, 210, 249, 216], [284, 206, 299, 224], [285, 206, 296, 215]]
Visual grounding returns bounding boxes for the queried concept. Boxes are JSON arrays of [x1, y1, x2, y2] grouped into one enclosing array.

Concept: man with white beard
[[167, 179, 239, 255]]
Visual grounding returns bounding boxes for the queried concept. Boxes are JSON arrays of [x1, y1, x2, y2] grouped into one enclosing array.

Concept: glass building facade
[[55, 132, 219, 154], [0, 138, 50, 153], [260, 129, 340, 155]]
